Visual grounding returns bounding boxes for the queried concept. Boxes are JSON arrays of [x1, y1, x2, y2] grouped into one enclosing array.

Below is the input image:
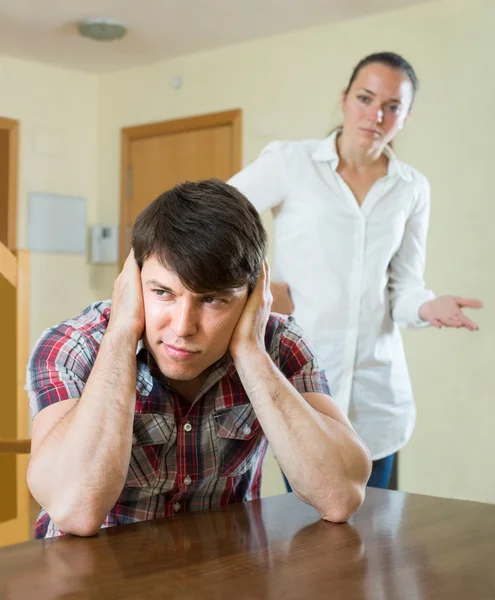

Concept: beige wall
[[0, 55, 101, 348], [2, 0, 492, 502], [97, 0, 494, 502]]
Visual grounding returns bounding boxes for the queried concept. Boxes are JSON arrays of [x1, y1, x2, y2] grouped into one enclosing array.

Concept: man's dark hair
[[133, 179, 268, 293]]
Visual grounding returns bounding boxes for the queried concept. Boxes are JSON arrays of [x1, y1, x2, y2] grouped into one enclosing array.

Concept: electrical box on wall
[[91, 225, 119, 264]]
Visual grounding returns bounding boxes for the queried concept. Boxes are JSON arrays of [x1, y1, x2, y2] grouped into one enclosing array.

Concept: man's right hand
[[108, 249, 145, 343], [28, 250, 143, 537]]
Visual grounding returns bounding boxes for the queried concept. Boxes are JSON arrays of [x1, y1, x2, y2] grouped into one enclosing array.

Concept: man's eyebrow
[[145, 279, 172, 290], [201, 288, 239, 297]]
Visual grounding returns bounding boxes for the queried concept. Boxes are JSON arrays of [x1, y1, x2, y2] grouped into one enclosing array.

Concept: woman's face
[[341, 62, 413, 151]]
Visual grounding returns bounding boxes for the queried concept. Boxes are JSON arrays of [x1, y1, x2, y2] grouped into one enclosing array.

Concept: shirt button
[[173, 502, 181, 512], [243, 425, 252, 437], [183, 422, 192, 432], [184, 475, 192, 486]]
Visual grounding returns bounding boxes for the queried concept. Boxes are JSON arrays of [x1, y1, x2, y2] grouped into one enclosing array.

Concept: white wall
[[0, 55, 101, 347], [97, 0, 495, 502]]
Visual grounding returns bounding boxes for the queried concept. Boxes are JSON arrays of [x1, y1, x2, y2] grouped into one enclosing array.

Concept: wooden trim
[[120, 109, 243, 268], [0, 241, 17, 287], [0, 117, 18, 128], [0, 440, 31, 454], [0, 119, 29, 547], [121, 109, 242, 140], [16, 250, 30, 440], [0, 117, 19, 251], [0, 453, 31, 546], [8, 120, 19, 251], [14, 250, 31, 543], [230, 110, 242, 175], [119, 128, 130, 266]]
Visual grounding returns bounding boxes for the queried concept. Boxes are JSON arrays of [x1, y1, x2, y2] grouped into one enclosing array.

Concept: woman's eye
[[358, 95, 370, 103]]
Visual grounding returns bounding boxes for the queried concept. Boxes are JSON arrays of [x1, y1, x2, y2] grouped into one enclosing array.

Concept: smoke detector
[[78, 18, 127, 42]]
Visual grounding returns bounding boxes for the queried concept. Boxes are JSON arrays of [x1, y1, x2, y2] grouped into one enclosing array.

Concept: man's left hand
[[229, 260, 272, 360]]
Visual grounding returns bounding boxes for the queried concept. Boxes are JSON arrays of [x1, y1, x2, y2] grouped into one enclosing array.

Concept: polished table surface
[[1, 488, 494, 599]]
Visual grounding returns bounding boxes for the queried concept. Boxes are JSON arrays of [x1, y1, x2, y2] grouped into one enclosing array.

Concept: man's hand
[[28, 250, 142, 536], [419, 295, 483, 331], [229, 260, 273, 360], [229, 260, 370, 523], [108, 249, 145, 343]]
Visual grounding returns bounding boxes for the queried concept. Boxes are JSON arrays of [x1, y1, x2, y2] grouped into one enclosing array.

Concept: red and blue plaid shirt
[[27, 301, 330, 538]]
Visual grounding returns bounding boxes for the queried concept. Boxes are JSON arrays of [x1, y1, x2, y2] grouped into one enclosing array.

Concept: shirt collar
[[311, 129, 341, 168], [136, 339, 145, 355], [311, 128, 412, 182]]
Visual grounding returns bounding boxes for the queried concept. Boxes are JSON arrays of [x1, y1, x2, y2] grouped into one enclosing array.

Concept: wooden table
[[0, 488, 494, 599]]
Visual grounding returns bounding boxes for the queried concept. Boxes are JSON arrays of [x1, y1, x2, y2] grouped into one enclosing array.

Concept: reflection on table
[[1, 488, 494, 599]]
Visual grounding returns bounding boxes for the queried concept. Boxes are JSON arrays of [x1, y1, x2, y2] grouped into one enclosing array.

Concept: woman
[[228, 52, 482, 489]]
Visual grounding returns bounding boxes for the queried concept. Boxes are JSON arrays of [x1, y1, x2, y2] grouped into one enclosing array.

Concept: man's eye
[[203, 296, 224, 305]]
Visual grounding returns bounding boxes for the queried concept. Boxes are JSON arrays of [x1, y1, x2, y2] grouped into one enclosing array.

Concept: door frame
[[119, 108, 242, 266], [0, 116, 31, 546], [0, 248, 31, 547], [0, 117, 19, 251]]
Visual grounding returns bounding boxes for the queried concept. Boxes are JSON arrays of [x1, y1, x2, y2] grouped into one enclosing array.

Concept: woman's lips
[[360, 127, 380, 136]]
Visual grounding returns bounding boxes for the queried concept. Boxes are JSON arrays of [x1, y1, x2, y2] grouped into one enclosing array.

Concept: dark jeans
[[281, 453, 396, 493], [282, 472, 293, 493], [367, 453, 396, 489]]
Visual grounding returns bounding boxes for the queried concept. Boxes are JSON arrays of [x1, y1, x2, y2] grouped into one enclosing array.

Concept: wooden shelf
[[0, 241, 17, 287], [0, 439, 31, 454]]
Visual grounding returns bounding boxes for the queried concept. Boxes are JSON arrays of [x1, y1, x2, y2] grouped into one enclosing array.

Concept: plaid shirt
[[27, 301, 330, 539]]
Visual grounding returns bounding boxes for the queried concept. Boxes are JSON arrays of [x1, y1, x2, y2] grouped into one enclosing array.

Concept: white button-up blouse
[[228, 131, 435, 460]]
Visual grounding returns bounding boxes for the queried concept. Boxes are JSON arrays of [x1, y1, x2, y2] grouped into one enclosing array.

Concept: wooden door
[[120, 109, 242, 265], [0, 116, 32, 547]]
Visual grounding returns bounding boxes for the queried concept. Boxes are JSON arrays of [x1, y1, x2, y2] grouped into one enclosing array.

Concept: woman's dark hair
[[133, 179, 268, 293], [345, 51, 418, 107]]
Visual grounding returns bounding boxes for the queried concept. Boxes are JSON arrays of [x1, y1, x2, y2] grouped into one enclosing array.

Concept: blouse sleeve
[[227, 141, 287, 213], [388, 174, 435, 328]]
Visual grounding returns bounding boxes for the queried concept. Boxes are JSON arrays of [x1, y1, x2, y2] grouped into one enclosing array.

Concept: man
[[26, 179, 371, 538]]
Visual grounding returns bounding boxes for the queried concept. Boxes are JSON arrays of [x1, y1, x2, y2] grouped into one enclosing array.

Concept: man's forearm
[[233, 349, 370, 522], [27, 329, 138, 535]]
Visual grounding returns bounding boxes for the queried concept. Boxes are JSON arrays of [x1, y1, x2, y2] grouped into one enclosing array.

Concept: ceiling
[[0, 0, 435, 73]]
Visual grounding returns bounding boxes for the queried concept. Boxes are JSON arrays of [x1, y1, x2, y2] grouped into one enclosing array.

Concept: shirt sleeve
[[387, 174, 435, 328], [227, 141, 287, 213], [26, 324, 97, 420], [268, 315, 331, 397]]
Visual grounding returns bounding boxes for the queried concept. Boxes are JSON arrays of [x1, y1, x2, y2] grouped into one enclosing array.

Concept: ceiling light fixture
[[78, 18, 127, 42]]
